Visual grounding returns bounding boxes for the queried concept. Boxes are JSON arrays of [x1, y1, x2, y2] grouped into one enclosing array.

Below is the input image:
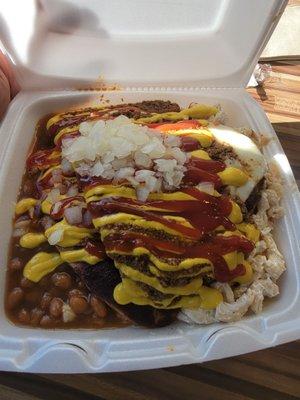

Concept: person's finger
[[0, 51, 20, 98], [0, 67, 10, 120]]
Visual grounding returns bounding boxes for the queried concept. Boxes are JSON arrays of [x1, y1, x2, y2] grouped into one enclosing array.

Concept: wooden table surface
[[0, 63, 299, 399]]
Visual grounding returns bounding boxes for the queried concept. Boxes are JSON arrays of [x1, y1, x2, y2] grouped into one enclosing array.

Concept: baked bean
[[68, 289, 84, 298], [7, 287, 24, 310], [20, 276, 35, 289], [40, 292, 52, 311], [51, 272, 72, 290], [40, 315, 55, 328], [24, 289, 42, 305], [30, 308, 44, 325], [49, 297, 63, 318], [116, 311, 131, 324], [39, 275, 51, 288], [92, 316, 105, 328], [9, 257, 23, 271], [18, 308, 30, 324], [77, 281, 85, 289], [90, 296, 107, 318], [23, 179, 35, 196], [49, 287, 62, 297], [69, 296, 88, 314]]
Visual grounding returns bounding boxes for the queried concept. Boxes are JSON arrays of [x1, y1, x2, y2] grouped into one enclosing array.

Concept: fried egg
[[209, 124, 267, 201]]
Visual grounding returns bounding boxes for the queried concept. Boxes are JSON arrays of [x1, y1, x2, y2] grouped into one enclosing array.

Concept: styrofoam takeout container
[[0, 0, 299, 373]]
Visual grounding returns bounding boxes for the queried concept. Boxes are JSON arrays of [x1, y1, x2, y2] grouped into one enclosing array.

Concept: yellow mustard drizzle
[[116, 262, 203, 295], [237, 223, 260, 243], [164, 129, 213, 148], [228, 202, 243, 224], [231, 261, 253, 284], [60, 248, 101, 264], [45, 219, 94, 247], [135, 104, 218, 124], [94, 213, 194, 239], [113, 278, 223, 309], [23, 252, 63, 282], [218, 167, 249, 187], [108, 247, 210, 272], [20, 233, 47, 249], [190, 149, 211, 160], [54, 126, 78, 145], [15, 198, 37, 215]]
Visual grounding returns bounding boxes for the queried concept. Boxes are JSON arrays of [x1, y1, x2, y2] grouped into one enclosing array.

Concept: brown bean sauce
[[5, 114, 129, 329]]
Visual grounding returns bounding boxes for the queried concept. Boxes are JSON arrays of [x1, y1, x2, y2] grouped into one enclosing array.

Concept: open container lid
[[0, 0, 287, 90]]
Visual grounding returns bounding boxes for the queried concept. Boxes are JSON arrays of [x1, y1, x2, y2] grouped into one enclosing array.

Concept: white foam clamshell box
[[0, 0, 299, 373]]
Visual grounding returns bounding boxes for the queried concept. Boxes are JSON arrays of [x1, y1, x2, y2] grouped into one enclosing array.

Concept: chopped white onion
[[136, 187, 151, 202], [51, 201, 61, 215], [61, 158, 73, 175], [197, 182, 215, 195], [64, 206, 83, 225], [48, 229, 64, 245], [47, 188, 61, 203], [13, 228, 27, 238], [51, 168, 62, 183], [115, 167, 135, 180], [135, 169, 155, 183], [145, 176, 158, 192], [61, 116, 191, 201], [163, 135, 181, 148], [14, 219, 30, 229], [40, 216, 55, 230], [66, 185, 78, 197], [62, 303, 76, 322]]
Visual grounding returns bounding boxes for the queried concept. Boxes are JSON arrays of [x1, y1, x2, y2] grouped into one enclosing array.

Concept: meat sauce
[[5, 115, 128, 329]]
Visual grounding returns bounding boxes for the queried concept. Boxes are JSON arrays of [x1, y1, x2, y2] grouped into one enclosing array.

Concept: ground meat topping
[[206, 140, 237, 162]]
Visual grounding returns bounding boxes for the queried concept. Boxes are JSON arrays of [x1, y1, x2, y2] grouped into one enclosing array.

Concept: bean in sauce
[[5, 116, 129, 329]]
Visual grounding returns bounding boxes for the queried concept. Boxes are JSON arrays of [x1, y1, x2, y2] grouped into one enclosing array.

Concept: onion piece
[[61, 158, 74, 176], [51, 202, 62, 215], [136, 187, 150, 202], [51, 168, 62, 183], [14, 219, 30, 229], [40, 216, 55, 230], [13, 228, 27, 238], [64, 206, 83, 225], [48, 229, 63, 245], [47, 188, 61, 203], [196, 182, 215, 195], [66, 185, 79, 197]]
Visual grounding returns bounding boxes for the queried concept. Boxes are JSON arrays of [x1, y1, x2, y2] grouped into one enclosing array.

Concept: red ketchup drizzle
[[55, 130, 80, 146], [104, 231, 186, 256], [48, 116, 86, 136], [77, 175, 113, 191], [48, 112, 111, 136], [88, 190, 234, 240], [183, 166, 222, 188], [188, 157, 225, 173], [27, 148, 61, 171], [105, 232, 251, 282], [87, 184, 253, 281], [147, 120, 201, 131], [85, 240, 106, 259], [89, 200, 202, 239], [36, 171, 55, 191], [180, 136, 200, 152], [50, 196, 85, 219]]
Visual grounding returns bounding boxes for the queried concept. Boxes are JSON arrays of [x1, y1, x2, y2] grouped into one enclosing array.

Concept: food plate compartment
[[0, 88, 299, 372]]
